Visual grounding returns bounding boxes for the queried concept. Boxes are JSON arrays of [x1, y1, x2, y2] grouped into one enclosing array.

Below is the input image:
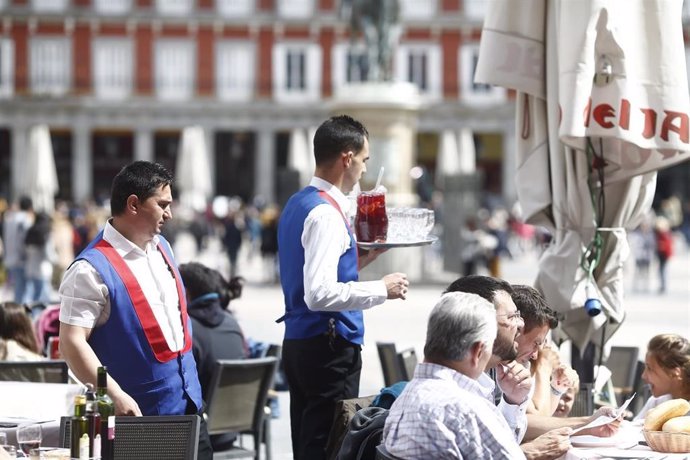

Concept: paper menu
[[570, 393, 636, 435]]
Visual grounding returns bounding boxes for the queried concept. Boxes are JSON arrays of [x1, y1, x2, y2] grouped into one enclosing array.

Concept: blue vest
[[77, 232, 202, 416], [278, 186, 364, 344]]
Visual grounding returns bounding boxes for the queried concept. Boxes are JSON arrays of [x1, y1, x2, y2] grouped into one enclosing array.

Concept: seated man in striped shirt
[[382, 291, 527, 459]]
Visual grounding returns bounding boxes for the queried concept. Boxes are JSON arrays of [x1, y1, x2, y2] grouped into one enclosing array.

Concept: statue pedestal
[[331, 82, 425, 281]]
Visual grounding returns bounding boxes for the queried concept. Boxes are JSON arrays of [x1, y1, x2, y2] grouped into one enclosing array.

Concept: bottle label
[[79, 433, 90, 460], [93, 434, 102, 459], [108, 416, 115, 440]]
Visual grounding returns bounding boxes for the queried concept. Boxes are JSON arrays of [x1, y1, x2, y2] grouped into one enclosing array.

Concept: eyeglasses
[[497, 311, 522, 322]]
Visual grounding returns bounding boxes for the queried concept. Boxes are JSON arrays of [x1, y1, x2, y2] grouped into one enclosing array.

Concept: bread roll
[[662, 416, 690, 433], [644, 399, 690, 431]]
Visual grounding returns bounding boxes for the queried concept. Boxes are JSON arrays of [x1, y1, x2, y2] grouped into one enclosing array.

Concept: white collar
[[103, 220, 160, 258], [309, 177, 351, 215]]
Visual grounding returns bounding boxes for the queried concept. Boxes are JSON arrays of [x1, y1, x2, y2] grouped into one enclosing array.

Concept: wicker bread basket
[[643, 430, 690, 453]]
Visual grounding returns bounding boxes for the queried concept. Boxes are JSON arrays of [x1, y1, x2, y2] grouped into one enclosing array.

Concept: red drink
[[355, 191, 388, 242]]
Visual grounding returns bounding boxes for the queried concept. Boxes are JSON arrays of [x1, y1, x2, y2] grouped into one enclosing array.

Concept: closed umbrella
[[21, 125, 58, 214], [176, 126, 212, 213], [475, 0, 689, 354]]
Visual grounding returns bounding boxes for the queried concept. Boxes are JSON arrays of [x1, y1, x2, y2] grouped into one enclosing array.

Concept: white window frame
[[463, 0, 488, 21], [276, 0, 314, 19], [31, 0, 69, 12], [155, 39, 195, 101], [216, 40, 255, 101], [273, 42, 322, 103], [155, 0, 192, 16], [459, 42, 505, 105], [94, 0, 131, 14], [30, 37, 71, 96], [400, 0, 437, 20], [332, 42, 369, 90], [93, 38, 133, 100], [0, 39, 13, 98], [217, 0, 254, 17], [394, 43, 441, 100]]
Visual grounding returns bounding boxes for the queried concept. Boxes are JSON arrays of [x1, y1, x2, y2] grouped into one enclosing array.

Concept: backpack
[[336, 406, 389, 460]]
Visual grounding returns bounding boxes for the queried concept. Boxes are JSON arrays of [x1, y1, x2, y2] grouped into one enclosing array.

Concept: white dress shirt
[[478, 371, 530, 443], [302, 177, 387, 312], [59, 221, 185, 352], [383, 362, 527, 459]]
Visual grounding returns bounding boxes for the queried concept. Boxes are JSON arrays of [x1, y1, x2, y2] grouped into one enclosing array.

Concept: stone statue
[[340, 0, 401, 82]]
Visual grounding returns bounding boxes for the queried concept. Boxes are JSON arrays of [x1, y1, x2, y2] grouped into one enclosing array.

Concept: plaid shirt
[[383, 363, 526, 459]]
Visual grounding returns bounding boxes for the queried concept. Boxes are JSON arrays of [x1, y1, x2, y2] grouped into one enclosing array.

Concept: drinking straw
[[374, 166, 385, 191]]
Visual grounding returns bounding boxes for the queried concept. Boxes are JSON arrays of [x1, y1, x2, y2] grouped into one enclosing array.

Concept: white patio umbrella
[[176, 126, 212, 213], [435, 129, 460, 188], [288, 128, 313, 188], [475, 0, 690, 352], [20, 124, 59, 214]]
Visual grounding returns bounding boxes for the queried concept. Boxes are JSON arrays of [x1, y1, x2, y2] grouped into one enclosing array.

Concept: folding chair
[[0, 360, 69, 383], [606, 346, 640, 405], [397, 348, 418, 381], [570, 382, 594, 417], [205, 357, 278, 460], [60, 415, 200, 460]]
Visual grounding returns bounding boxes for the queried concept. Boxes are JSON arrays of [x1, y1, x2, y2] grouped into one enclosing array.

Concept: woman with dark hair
[[23, 212, 57, 304], [0, 301, 43, 360]]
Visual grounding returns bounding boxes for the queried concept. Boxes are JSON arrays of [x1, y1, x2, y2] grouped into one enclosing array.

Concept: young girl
[[634, 334, 690, 421]]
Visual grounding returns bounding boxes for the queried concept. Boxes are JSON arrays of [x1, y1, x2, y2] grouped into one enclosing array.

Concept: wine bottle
[[70, 394, 88, 460], [97, 366, 115, 460], [85, 383, 102, 459]]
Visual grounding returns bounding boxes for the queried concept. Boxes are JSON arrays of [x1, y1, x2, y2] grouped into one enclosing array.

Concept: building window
[[273, 43, 321, 102], [0, 39, 13, 98], [94, 0, 131, 14], [155, 0, 192, 16], [216, 41, 255, 101], [400, 0, 437, 20], [30, 38, 71, 96], [155, 40, 195, 101], [217, 0, 254, 16], [463, 0, 487, 21], [93, 38, 133, 100], [459, 43, 505, 104], [31, 0, 69, 12], [395, 44, 441, 99], [332, 42, 369, 89], [276, 0, 314, 19]]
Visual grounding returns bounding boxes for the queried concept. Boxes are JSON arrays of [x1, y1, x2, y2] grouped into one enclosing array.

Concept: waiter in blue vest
[[58, 161, 212, 459], [278, 115, 409, 460]]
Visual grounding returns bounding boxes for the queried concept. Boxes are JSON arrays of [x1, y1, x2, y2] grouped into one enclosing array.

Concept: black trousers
[[186, 398, 213, 460], [283, 335, 362, 460]]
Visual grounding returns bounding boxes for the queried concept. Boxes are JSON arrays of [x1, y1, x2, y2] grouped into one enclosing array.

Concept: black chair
[[0, 360, 69, 383], [570, 382, 594, 417], [376, 342, 405, 387], [205, 357, 278, 460], [397, 348, 418, 381], [607, 346, 640, 405], [60, 415, 200, 460]]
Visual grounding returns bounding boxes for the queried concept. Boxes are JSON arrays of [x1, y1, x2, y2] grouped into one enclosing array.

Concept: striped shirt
[[383, 362, 526, 459]]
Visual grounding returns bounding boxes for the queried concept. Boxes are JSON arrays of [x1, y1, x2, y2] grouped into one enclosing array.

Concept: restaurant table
[[560, 421, 690, 459]]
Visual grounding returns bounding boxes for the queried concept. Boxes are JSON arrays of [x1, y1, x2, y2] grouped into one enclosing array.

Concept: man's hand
[[534, 346, 560, 373], [521, 427, 572, 460], [551, 365, 578, 393], [383, 273, 409, 300], [112, 388, 142, 416], [497, 360, 532, 405]]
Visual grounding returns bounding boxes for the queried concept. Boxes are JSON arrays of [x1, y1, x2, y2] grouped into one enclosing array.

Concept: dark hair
[[444, 275, 513, 303], [312, 115, 369, 166], [0, 302, 40, 354], [511, 285, 559, 333], [24, 212, 52, 247], [110, 161, 173, 216], [179, 262, 244, 308], [19, 196, 33, 211]]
